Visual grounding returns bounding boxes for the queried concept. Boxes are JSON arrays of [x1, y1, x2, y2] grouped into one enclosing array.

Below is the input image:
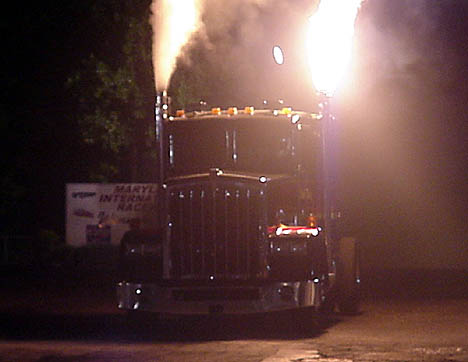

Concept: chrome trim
[[116, 280, 323, 315], [166, 180, 265, 280]]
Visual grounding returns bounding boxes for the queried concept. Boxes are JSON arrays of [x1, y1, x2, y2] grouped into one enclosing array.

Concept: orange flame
[[306, 0, 363, 96]]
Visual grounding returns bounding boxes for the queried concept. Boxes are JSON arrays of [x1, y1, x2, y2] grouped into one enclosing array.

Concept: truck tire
[[318, 288, 337, 314], [126, 310, 144, 330], [126, 310, 159, 332], [336, 237, 360, 314]]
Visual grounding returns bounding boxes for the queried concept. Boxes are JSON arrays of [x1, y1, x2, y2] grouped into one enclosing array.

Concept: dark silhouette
[[119, 218, 162, 281]]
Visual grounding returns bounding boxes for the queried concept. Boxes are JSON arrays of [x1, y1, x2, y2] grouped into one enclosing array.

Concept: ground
[[0, 265, 467, 361]]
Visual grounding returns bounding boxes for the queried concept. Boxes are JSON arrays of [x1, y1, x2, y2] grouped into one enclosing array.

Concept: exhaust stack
[[155, 91, 170, 185]]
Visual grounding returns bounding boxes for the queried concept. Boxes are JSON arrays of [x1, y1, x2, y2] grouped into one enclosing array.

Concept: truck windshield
[[167, 117, 321, 178]]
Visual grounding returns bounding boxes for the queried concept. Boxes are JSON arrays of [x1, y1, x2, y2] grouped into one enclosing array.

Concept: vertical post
[[155, 91, 170, 278], [318, 93, 332, 245], [155, 91, 170, 186]]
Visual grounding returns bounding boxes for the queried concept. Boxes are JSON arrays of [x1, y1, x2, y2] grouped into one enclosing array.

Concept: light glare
[[306, 0, 363, 96], [273, 45, 284, 65], [151, 0, 201, 91]]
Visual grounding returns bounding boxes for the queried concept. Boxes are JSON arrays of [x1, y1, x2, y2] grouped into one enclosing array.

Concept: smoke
[[353, 0, 444, 86], [150, 0, 203, 91], [149, 0, 312, 97], [149, 0, 456, 96], [343, 0, 468, 269], [198, 0, 276, 47]]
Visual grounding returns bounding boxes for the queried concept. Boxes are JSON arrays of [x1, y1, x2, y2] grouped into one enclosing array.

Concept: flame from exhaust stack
[[150, 0, 201, 91], [306, 0, 363, 96]]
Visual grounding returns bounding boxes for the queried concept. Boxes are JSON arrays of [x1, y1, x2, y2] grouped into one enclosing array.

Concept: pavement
[[0, 264, 467, 361]]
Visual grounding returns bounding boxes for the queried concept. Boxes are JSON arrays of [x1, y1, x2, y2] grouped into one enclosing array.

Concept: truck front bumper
[[116, 280, 324, 315]]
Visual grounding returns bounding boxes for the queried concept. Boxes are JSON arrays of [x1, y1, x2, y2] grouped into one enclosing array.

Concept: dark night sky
[[2, 0, 467, 270], [2, 1, 92, 233]]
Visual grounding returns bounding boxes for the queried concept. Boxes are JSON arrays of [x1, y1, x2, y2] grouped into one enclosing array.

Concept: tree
[[67, 0, 156, 182]]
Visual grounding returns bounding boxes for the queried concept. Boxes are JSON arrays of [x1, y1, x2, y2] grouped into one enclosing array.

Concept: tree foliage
[[67, 0, 156, 182]]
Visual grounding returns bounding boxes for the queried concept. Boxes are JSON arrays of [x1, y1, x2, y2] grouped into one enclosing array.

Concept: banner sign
[[66, 183, 158, 246]]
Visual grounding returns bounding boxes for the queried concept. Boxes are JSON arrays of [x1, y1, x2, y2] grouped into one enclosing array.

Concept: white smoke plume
[[150, 0, 203, 91], [353, 0, 443, 86], [149, 0, 453, 97], [149, 0, 311, 95]]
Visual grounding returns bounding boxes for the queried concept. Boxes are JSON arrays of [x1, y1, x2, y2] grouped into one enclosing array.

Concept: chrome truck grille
[[167, 181, 266, 280]]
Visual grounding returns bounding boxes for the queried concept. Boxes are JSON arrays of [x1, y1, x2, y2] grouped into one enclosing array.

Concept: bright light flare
[[270, 225, 321, 237], [151, 0, 201, 91], [306, 0, 363, 96], [273, 45, 284, 65]]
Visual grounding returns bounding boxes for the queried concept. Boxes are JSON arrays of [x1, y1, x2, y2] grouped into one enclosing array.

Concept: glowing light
[[306, 0, 363, 96], [151, 0, 201, 91], [297, 228, 319, 236], [272, 45, 284, 65], [259, 176, 268, 183], [291, 114, 301, 124], [272, 226, 321, 237], [244, 106, 255, 115]]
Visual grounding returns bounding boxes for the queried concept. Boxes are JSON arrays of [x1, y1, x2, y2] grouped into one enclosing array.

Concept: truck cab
[[117, 106, 359, 315]]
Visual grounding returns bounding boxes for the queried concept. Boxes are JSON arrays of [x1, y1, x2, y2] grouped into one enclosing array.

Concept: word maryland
[[99, 184, 157, 212]]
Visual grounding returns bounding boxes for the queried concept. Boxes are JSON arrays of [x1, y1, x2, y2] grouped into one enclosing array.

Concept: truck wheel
[[318, 288, 337, 314], [336, 237, 360, 314], [126, 310, 159, 332], [126, 310, 143, 330]]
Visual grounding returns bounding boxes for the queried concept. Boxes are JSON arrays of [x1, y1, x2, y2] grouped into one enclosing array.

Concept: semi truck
[[116, 95, 360, 316]]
